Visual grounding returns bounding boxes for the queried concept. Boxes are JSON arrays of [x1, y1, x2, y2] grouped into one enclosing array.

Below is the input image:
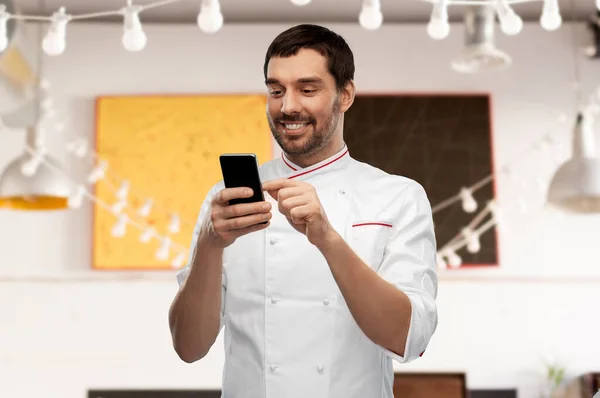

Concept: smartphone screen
[[219, 154, 265, 205]]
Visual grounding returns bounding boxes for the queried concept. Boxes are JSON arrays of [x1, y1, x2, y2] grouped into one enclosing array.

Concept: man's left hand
[[262, 178, 336, 247]]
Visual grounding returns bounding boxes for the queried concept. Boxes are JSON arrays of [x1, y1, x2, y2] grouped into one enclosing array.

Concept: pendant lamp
[[451, 5, 512, 74], [0, 124, 71, 210], [547, 112, 600, 213], [0, 8, 71, 211]]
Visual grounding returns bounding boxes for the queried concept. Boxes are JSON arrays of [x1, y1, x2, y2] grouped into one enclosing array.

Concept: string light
[[427, 0, 450, 40], [359, 0, 384, 31], [419, 0, 573, 40], [429, 96, 600, 269], [540, 0, 562, 31], [0, 0, 225, 56], [42, 7, 70, 56], [121, 1, 147, 52], [197, 0, 224, 34], [0, 5, 9, 52], [2, 78, 590, 272], [25, 142, 190, 266], [495, 0, 523, 35], [0, 0, 581, 53]]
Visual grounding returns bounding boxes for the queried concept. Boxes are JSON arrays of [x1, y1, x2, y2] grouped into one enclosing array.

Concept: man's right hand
[[199, 187, 272, 249]]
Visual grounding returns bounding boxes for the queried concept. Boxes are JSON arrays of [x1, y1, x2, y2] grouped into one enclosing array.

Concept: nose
[[281, 92, 301, 115]]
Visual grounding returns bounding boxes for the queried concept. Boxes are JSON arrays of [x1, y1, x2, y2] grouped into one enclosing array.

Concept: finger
[[279, 195, 309, 215], [231, 220, 271, 237], [289, 205, 311, 224], [220, 201, 271, 219], [262, 178, 298, 192], [277, 186, 306, 202], [214, 211, 272, 232], [213, 187, 253, 205]]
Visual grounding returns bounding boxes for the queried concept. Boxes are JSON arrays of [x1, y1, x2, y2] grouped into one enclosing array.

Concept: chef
[[169, 23, 438, 398]]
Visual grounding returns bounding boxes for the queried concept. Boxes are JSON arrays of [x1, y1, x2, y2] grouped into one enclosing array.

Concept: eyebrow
[[265, 77, 324, 85]]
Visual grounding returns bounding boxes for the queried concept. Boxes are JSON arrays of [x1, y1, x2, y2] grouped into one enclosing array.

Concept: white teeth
[[284, 123, 307, 130]]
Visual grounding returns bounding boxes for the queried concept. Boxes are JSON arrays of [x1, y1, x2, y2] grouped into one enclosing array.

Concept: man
[[169, 24, 438, 398]]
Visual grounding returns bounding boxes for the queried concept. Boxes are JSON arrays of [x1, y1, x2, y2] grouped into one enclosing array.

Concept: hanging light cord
[[570, 0, 582, 109]]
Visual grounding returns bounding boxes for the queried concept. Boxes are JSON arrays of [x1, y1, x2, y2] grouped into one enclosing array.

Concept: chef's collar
[[281, 144, 350, 180]]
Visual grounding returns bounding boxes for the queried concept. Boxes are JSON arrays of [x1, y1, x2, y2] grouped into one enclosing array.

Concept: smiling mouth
[[280, 122, 311, 134]]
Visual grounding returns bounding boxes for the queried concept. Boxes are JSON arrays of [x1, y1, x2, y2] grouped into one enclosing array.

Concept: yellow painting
[[93, 94, 273, 270]]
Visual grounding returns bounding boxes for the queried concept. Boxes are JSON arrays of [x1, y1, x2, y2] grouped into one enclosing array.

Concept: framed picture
[[92, 94, 274, 270], [345, 94, 498, 268]]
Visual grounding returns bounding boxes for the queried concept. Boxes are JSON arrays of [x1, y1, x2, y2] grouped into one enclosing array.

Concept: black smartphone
[[219, 153, 265, 206]]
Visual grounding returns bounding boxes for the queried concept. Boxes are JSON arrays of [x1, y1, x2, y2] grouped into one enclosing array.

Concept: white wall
[[1, 21, 600, 398]]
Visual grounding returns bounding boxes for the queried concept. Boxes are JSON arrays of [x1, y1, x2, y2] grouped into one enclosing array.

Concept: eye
[[269, 89, 284, 97], [301, 89, 317, 95]]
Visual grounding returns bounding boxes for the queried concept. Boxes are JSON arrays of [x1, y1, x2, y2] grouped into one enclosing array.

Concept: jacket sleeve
[[376, 181, 438, 363], [176, 181, 227, 331]]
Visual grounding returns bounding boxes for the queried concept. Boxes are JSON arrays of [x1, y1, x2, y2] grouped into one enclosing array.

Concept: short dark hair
[[263, 24, 355, 92]]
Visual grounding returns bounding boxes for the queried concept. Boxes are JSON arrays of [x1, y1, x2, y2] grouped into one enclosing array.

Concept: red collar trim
[[286, 148, 349, 180], [282, 156, 297, 171]]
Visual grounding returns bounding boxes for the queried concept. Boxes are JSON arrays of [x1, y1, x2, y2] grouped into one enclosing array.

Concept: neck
[[285, 138, 345, 168]]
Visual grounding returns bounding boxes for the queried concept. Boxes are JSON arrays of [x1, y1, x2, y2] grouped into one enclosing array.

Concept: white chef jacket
[[176, 145, 438, 398]]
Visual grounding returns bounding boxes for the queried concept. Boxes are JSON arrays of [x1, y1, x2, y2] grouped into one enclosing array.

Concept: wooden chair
[[393, 372, 467, 398]]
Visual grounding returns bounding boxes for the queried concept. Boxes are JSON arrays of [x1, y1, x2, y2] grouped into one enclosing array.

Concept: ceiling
[[10, 0, 598, 24]]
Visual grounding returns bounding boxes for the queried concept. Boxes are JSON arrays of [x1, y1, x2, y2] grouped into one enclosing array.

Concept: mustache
[[276, 115, 314, 123]]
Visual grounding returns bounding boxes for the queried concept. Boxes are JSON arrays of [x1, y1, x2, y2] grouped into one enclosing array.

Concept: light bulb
[[122, 28, 147, 51], [460, 187, 478, 213], [156, 238, 171, 260], [496, 0, 523, 35], [168, 214, 180, 234], [42, 7, 70, 56], [499, 12, 523, 35], [540, 0, 561, 31], [427, 0, 450, 40], [68, 186, 86, 209], [116, 181, 129, 200], [540, 13, 561, 31], [140, 227, 154, 243], [291, 0, 311, 5], [446, 250, 462, 268], [122, 5, 147, 51], [359, 6, 383, 30], [170, 252, 186, 269], [0, 34, 7, 53], [466, 236, 481, 253], [0, 5, 9, 52], [111, 214, 128, 238], [138, 199, 153, 217], [597, 0, 600, 11], [74, 141, 87, 157], [436, 254, 447, 269], [42, 34, 66, 56], [427, 19, 450, 40], [88, 161, 107, 184], [197, 4, 224, 33], [111, 199, 127, 214]]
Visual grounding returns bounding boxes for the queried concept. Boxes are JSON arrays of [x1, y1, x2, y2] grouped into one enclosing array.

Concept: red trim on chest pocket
[[352, 222, 393, 228]]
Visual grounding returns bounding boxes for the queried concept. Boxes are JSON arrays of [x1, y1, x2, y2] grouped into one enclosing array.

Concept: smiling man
[[169, 24, 439, 398]]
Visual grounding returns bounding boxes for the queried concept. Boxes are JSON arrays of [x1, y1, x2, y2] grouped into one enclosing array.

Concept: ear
[[338, 80, 355, 113]]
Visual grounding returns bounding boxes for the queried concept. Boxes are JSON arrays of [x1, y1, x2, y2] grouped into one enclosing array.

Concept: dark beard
[[268, 97, 341, 158]]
